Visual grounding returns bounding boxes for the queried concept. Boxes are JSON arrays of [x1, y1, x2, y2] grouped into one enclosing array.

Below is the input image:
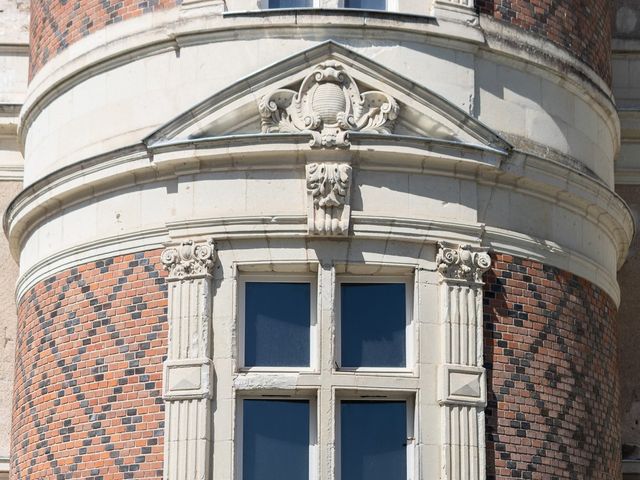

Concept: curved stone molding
[[259, 61, 398, 148], [437, 242, 491, 480], [161, 238, 216, 280], [306, 162, 352, 235], [437, 242, 491, 283]]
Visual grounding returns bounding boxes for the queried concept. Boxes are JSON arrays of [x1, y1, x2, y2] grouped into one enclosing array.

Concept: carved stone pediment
[[144, 42, 511, 158], [306, 162, 352, 235], [259, 61, 399, 148]]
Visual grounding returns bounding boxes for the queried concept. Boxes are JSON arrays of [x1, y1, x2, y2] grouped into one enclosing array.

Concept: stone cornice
[[4, 138, 632, 306], [11, 213, 623, 306], [5, 137, 633, 260]]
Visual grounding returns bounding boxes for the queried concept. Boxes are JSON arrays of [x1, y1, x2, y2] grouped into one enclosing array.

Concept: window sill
[[237, 366, 318, 374], [222, 8, 436, 23], [335, 367, 416, 376]]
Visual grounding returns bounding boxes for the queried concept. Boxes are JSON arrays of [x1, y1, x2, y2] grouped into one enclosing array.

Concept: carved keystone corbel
[[306, 162, 352, 235], [161, 238, 216, 280]]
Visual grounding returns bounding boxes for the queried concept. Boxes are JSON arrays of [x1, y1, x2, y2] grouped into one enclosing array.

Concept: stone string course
[[477, 0, 613, 84], [29, 0, 613, 82], [10, 249, 620, 478], [11, 250, 168, 480], [484, 253, 621, 479]]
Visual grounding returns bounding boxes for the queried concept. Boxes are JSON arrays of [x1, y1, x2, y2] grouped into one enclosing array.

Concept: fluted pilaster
[[437, 243, 490, 480], [161, 239, 216, 480]]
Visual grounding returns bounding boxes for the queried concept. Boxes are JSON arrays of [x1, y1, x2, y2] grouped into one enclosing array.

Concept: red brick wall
[[477, 0, 613, 84], [484, 254, 621, 479], [11, 250, 168, 479], [29, 0, 178, 78]]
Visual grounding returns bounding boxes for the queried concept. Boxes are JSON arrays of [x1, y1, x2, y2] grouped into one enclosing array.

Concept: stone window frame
[[237, 272, 320, 373], [232, 261, 420, 480], [161, 240, 491, 480]]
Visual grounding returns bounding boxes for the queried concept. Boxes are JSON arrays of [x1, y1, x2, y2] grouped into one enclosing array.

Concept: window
[[339, 400, 409, 480], [344, 0, 386, 10], [235, 269, 416, 480], [338, 279, 411, 369], [240, 398, 316, 480], [267, 0, 312, 7], [240, 276, 316, 369], [262, 0, 397, 11]]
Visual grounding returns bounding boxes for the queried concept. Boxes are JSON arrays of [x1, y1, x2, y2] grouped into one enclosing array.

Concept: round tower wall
[[484, 253, 621, 479], [11, 251, 168, 479]]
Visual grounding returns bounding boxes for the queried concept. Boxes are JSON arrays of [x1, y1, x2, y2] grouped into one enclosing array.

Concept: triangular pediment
[[144, 41, 511, 154]]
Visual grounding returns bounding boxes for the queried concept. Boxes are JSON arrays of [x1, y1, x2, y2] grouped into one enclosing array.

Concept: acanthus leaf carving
[[259, 61, 399, 149], [161, 239, 216, 280], [306, 162, 352, 236], [436, 243, 491, 283]]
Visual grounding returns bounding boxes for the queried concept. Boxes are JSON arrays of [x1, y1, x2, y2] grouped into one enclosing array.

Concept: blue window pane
[[245, 282, 311, 367], [268, 0, 312, 7], [340, 283, 406, 368], [243, 400, 310, 480], [341, 401, 407, 480], [344, 0, 386, 10]]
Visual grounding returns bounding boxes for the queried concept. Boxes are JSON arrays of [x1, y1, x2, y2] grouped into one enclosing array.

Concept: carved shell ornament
[[259, 61, 399, 148]]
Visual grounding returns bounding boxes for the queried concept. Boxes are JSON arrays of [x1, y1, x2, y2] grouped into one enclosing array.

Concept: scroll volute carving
[[259, 61, 399, 149], [436, 243, 491, 283], [161, 239, 216, 280]]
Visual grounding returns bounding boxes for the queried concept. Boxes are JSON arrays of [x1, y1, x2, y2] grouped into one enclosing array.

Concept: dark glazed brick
[[484, 253, 621, 479], [11, 250, 168, 479]]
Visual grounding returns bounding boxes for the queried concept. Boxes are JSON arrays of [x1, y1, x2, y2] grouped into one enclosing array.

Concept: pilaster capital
[[161, 238, 216, 280], [436, 242, 491, 283]]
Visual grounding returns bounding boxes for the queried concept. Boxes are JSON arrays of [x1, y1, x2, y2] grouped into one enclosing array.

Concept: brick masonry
[[11, 250, 168, 480], [484, 253, 621, 479], [10, 249, 621, 478], [477, 0, 613, 84], [29, 0, 613, 83], [29, 0, 178, 78]]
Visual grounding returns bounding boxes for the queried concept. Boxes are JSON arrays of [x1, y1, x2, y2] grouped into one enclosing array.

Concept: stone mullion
[[437, 244, 490, 480], [318, 264, 336, 480], [161, 240, 216, 480]]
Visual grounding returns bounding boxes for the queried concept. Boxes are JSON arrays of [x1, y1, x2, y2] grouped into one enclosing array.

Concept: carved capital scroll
[[259, 61, 399, 149], [161, 239, 216, 280], [306, 162, 352, 235], [437, 243, 491, 283]]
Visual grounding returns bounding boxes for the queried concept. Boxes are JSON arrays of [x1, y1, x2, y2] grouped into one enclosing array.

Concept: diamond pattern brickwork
[[484, 253, 621, 479], [11, 250, 168, 480]]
